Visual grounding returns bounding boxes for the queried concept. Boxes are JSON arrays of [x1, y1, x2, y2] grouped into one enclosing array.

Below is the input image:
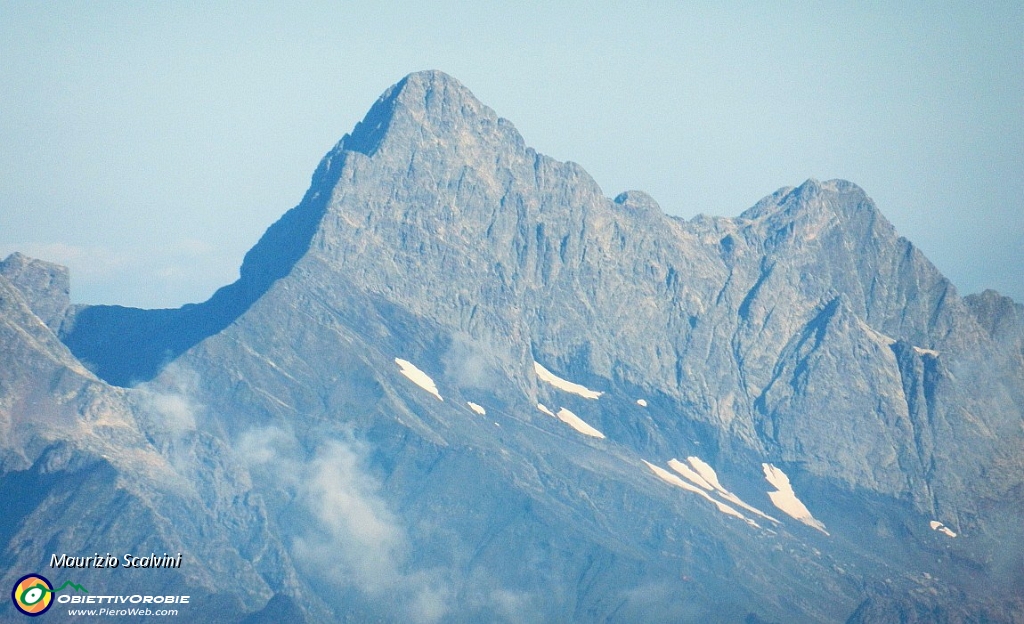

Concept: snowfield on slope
[[534, 362, 603, 399], [555, 407, 605, 438], [762, 464, 827, 534], [643, 460, 754, 525], [674, 457, 778, 523], [395, 358, 443, 400], [930, 520, 957, 538]]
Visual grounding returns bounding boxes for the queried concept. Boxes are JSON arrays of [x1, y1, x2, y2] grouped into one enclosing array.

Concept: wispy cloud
[[442, 331, 504, 390], [237, 427, 450, 623], [133, 363, 200, 437]]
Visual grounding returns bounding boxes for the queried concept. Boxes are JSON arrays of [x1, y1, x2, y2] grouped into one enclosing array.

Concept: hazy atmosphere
[[2, 1, 1021, 308], [3, 5, 1023, 622]]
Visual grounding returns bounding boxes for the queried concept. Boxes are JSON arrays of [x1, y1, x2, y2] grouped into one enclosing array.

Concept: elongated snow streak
[[914, 346, 940, 357], [667, 459, 715, 490], [537, 403, 556, 417], [930, 520, 957, 538], [555, 407, 605, 439], [643, 461, 752, 524], [680, 457, 779, 523], [533, 362, 603, 399], [467, 402, 486, 415], [394, 358, 443, 401], [762, 464, 828, 534], [636, 399, 648, 407]]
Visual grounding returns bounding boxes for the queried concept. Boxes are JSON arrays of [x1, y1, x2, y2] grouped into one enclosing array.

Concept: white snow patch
[[687, 457, 727, 491], [555, 407, 605, 439], [537, 403, 557, 418], [643, 461, 751, 523], [394, 358, 442, 401], [645, 460, 706, 495], [467, 402, 486, 415], [914, 346, 940, 357], [636, 399, 648, 407], [762, 463, 828, 534], [930, 520, 957, 538], [667, 459, 715, 490], [679, 457, 779, 523], [533, 362, 603, 399]]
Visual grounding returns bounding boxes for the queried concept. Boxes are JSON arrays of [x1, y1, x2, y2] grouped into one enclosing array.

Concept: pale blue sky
[[2, 2, 1021, 307]]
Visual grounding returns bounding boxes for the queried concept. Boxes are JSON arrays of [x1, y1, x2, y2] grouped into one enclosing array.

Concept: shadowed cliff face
[[56, 75, 434, 389], [55, 115, 364, 388], [4, 70, 1020, 622]]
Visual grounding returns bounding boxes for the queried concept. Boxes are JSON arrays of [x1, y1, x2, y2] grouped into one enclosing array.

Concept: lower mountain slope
[[0, 267, 317, 623]]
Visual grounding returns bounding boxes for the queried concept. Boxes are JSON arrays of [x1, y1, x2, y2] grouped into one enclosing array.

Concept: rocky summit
[[2, 71, 1023, 623]]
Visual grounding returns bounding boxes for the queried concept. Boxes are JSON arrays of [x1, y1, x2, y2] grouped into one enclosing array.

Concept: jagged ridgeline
[[2, 71, 1022, 623]]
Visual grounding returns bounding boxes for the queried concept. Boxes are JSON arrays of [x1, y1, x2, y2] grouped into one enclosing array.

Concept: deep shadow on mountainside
[[2, 70, 1023, 623]]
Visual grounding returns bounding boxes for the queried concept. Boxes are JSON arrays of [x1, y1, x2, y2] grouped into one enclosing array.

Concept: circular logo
[[11, 574, 53, 616]]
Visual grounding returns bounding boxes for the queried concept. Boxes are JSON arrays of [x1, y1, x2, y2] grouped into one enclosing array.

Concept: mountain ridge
[[3, 70, 1022, 622], [41, 69, 1024, 541]]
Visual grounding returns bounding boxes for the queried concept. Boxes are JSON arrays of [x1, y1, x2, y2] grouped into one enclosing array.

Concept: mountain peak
[[742, 178, 872, 221], [390, 69, 485, 113], [396, 69, 473, 97], [341, 70, 511, 158]]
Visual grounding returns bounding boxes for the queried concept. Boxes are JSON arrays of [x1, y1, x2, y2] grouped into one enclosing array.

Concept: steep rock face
[[5, 70, 1021, 621], [175, 248, 860, 623], [265, 71, 1022, 520]]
